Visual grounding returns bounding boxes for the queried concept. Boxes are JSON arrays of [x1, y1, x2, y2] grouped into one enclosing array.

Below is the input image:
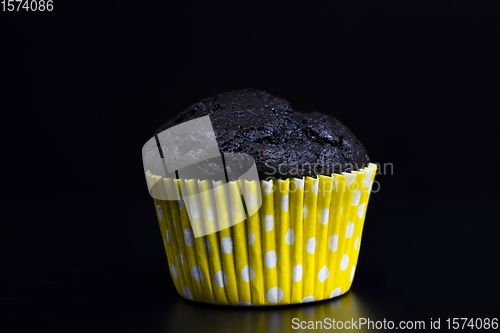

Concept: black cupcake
[[145, 89, 377, 306]]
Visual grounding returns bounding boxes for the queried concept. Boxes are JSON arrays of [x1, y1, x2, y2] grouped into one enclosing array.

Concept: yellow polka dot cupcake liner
[[146, 163, 377, 306]]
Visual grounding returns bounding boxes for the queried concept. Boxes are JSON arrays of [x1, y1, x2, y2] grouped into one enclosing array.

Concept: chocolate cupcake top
[[155, 89, 369, 180]]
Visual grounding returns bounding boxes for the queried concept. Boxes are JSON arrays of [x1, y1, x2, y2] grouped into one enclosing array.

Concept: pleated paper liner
[[147, 163, 377, 306]]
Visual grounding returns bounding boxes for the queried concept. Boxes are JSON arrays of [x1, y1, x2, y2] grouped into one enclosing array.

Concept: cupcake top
[[155, 89, 369, 180]]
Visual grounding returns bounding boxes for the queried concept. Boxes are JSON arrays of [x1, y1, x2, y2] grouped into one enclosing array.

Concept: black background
[[2, 1, 500, 332]]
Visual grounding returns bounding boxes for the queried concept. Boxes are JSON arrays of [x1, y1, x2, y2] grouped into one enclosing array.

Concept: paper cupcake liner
[[146, 163, 377, 306]]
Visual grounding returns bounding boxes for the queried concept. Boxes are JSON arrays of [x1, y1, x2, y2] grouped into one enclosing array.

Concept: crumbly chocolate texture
[[155, 89, 370, 180]]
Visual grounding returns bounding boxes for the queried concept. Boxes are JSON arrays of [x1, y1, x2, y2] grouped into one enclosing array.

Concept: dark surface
[[1, 1, 500, 332], [155, 89, 370, 179]]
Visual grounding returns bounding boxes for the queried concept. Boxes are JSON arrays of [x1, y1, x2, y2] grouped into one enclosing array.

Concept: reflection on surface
[[165, 291, 383, 333]]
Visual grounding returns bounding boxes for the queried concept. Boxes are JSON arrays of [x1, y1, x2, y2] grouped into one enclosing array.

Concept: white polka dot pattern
[[318, 208, 329, 225], [206, 204, 215, 220], [267, 287, 284, 303], [302, 203, 308, 218], [346, 221, 355, 238], [247, 230, 255, 245], [302, 296, 315, 303], [363, 169, 373, 188], [357, 203, 366, 219], [192, 265, 204, 281], [190, 202, 200, 219], [293, 264, 303, 282], [183, 286, 193, 300], [238, 301, 252, 306], [263, 180, 273, 195], [331, 287, 342, 298], [265, 251, 277, 268], [264, 214, 274, 231], [157, 205, 163, 221], [350, 265, 356, 281], [221, 237, 233, 254], [307, 237, 316, 254], [340, 254, 349, 271], [166, 230, 172, 244], [171, 264, 178, 279], [246, 194, 256, 209], [354, 237, 359, 250], [328, 235, 339, 252], [203, 238, 211, 252], [183, 229, 194, 246], [351, 189, 361, 206], [285, 228, 296, 245], [241, 265, 254, 282], [281, 194, 289, 211], [345, 174, 355, 186], [318, 266, 329, 283], [214, 271, 228, 287]]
